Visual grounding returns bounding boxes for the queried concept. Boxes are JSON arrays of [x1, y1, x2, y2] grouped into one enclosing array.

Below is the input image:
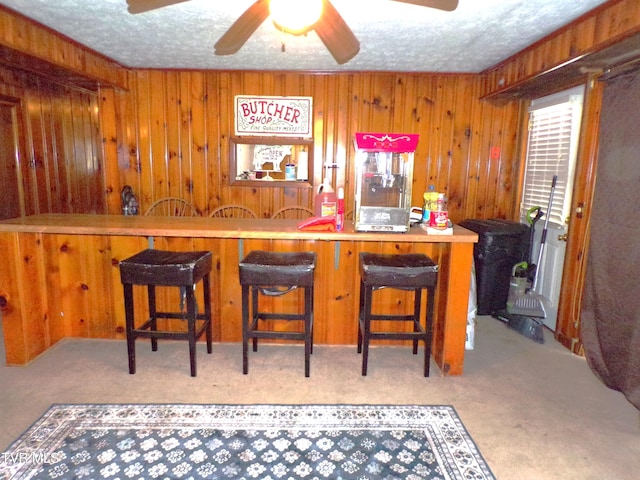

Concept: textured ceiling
[[0, 0, 610, 72]]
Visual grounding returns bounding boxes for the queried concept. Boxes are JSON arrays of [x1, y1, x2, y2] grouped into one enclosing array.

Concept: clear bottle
[[422, 192, 430, 224]]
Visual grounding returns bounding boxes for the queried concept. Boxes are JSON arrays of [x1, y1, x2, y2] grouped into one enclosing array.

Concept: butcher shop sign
[[235, 95, 312, 137]]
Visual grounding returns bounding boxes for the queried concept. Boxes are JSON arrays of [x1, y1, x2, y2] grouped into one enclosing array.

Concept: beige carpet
[[1, 316, 639, 479]]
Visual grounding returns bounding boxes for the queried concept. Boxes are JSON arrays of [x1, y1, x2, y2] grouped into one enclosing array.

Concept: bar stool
[[239, 250, 316, 377], [357, 252, 438, 377], [119, 249, 213, 377]]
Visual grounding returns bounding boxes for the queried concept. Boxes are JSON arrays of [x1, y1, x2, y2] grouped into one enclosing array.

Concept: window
[[521, 86, 584, 225], [229, 137, 313, 186]]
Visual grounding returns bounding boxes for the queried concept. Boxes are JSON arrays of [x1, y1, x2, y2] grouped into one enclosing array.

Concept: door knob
[[558, 233, 568, 242]]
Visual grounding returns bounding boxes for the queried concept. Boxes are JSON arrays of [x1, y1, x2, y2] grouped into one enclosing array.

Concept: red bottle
[[336, 187, 345, 231]]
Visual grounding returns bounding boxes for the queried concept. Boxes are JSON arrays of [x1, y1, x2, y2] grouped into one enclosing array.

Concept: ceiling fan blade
[[126, 0, 191, 14], [214, 0, 271, 56], [391, 0, 459, 11], [314, 0, 360, 65]]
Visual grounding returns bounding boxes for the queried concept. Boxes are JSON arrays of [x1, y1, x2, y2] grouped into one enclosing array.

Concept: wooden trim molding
[[0, 5, 129, 90]]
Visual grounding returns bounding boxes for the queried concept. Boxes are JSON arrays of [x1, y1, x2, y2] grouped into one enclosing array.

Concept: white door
[[520, 87, 583, 331], [521, 216, 568, 331]]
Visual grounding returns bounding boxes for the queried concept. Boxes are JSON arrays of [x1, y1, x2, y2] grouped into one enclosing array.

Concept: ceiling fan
[[126, 0, 459, 65]]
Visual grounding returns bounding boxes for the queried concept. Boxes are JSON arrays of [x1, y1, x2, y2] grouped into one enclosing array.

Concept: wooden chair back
[[209, 205, 258, 218], [144, 197, 200, 216], [271, 206, 314, 219]]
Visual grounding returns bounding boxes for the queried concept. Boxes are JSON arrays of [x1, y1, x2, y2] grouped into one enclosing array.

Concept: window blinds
[[521, 87, 584, 225]]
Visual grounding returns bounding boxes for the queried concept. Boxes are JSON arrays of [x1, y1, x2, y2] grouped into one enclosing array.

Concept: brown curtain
[[581, 67, 640, 410]]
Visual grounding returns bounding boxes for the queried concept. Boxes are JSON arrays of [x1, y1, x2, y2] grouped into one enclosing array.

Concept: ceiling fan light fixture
[[269, 0, 323, 35]]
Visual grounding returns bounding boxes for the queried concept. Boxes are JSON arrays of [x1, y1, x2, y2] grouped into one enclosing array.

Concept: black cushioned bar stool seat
[[239, 251, 316, 377], [119, 249, 212, 377], [358, 252, 438, 377]]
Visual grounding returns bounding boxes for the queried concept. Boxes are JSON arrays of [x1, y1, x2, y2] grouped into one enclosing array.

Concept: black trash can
[[459, 219, 530, 315]]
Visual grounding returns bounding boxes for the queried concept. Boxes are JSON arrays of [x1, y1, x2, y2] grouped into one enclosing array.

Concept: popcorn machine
[[353, 133, 418, 232]]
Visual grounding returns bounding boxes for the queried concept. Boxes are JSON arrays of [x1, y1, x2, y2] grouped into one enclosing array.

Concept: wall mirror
[[230, 137, 313, 186]]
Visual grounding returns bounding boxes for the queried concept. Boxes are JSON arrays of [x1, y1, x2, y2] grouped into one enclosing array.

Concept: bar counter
[[0, 214, 478, 375]]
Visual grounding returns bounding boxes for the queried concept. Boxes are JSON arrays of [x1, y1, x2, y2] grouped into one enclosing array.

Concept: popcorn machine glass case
[[353, 133, 418, 232]]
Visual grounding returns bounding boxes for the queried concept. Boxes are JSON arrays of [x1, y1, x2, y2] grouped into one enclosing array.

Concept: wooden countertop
[[0, 214, 478, 243]]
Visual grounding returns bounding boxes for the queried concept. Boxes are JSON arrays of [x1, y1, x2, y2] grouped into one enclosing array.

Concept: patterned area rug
[[0, 404, 495, 480]]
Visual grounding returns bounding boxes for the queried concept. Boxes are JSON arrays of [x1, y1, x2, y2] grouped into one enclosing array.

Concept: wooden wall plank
[[0, 232, 28, 364], [50, 90, 68, 212], [41, 234, 64, 345], [26, 79, 48, 214], [41, 88, 57, 212], [99, 87, 124, 214], [214, 237, 243, 341], [82, 235, 115, 338], [189, 72, 208, 211], [17, 233, 48, 361], [134, 71, 154, 208], [71, 90, 91, 211], [56, 234, 89, 338], [166, 71, 181, 200], [148, 71, 169, 202], [87, 90, 105, 213]]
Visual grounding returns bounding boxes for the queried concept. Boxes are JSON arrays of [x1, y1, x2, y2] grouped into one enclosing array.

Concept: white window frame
[[521, 86, 584, 225]]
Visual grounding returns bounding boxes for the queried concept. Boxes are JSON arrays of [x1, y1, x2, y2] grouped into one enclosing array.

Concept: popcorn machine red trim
[[353, 133, 418, 232]]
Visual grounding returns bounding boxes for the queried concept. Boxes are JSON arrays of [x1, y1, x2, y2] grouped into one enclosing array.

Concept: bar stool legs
[[120, 249, 213, 377], [239, 251, 316, 377], [241, 282, 314, 376], [357, 252, 438, 377]]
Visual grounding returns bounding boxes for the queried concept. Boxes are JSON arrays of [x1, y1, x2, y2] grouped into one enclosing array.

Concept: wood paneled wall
[[1, 0, 639, 222], [100, 71, 523, 221], [0, 65, 105, 216]]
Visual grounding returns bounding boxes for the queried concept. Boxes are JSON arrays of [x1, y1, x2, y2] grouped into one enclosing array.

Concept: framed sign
[[235, 95, 312, 137]]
